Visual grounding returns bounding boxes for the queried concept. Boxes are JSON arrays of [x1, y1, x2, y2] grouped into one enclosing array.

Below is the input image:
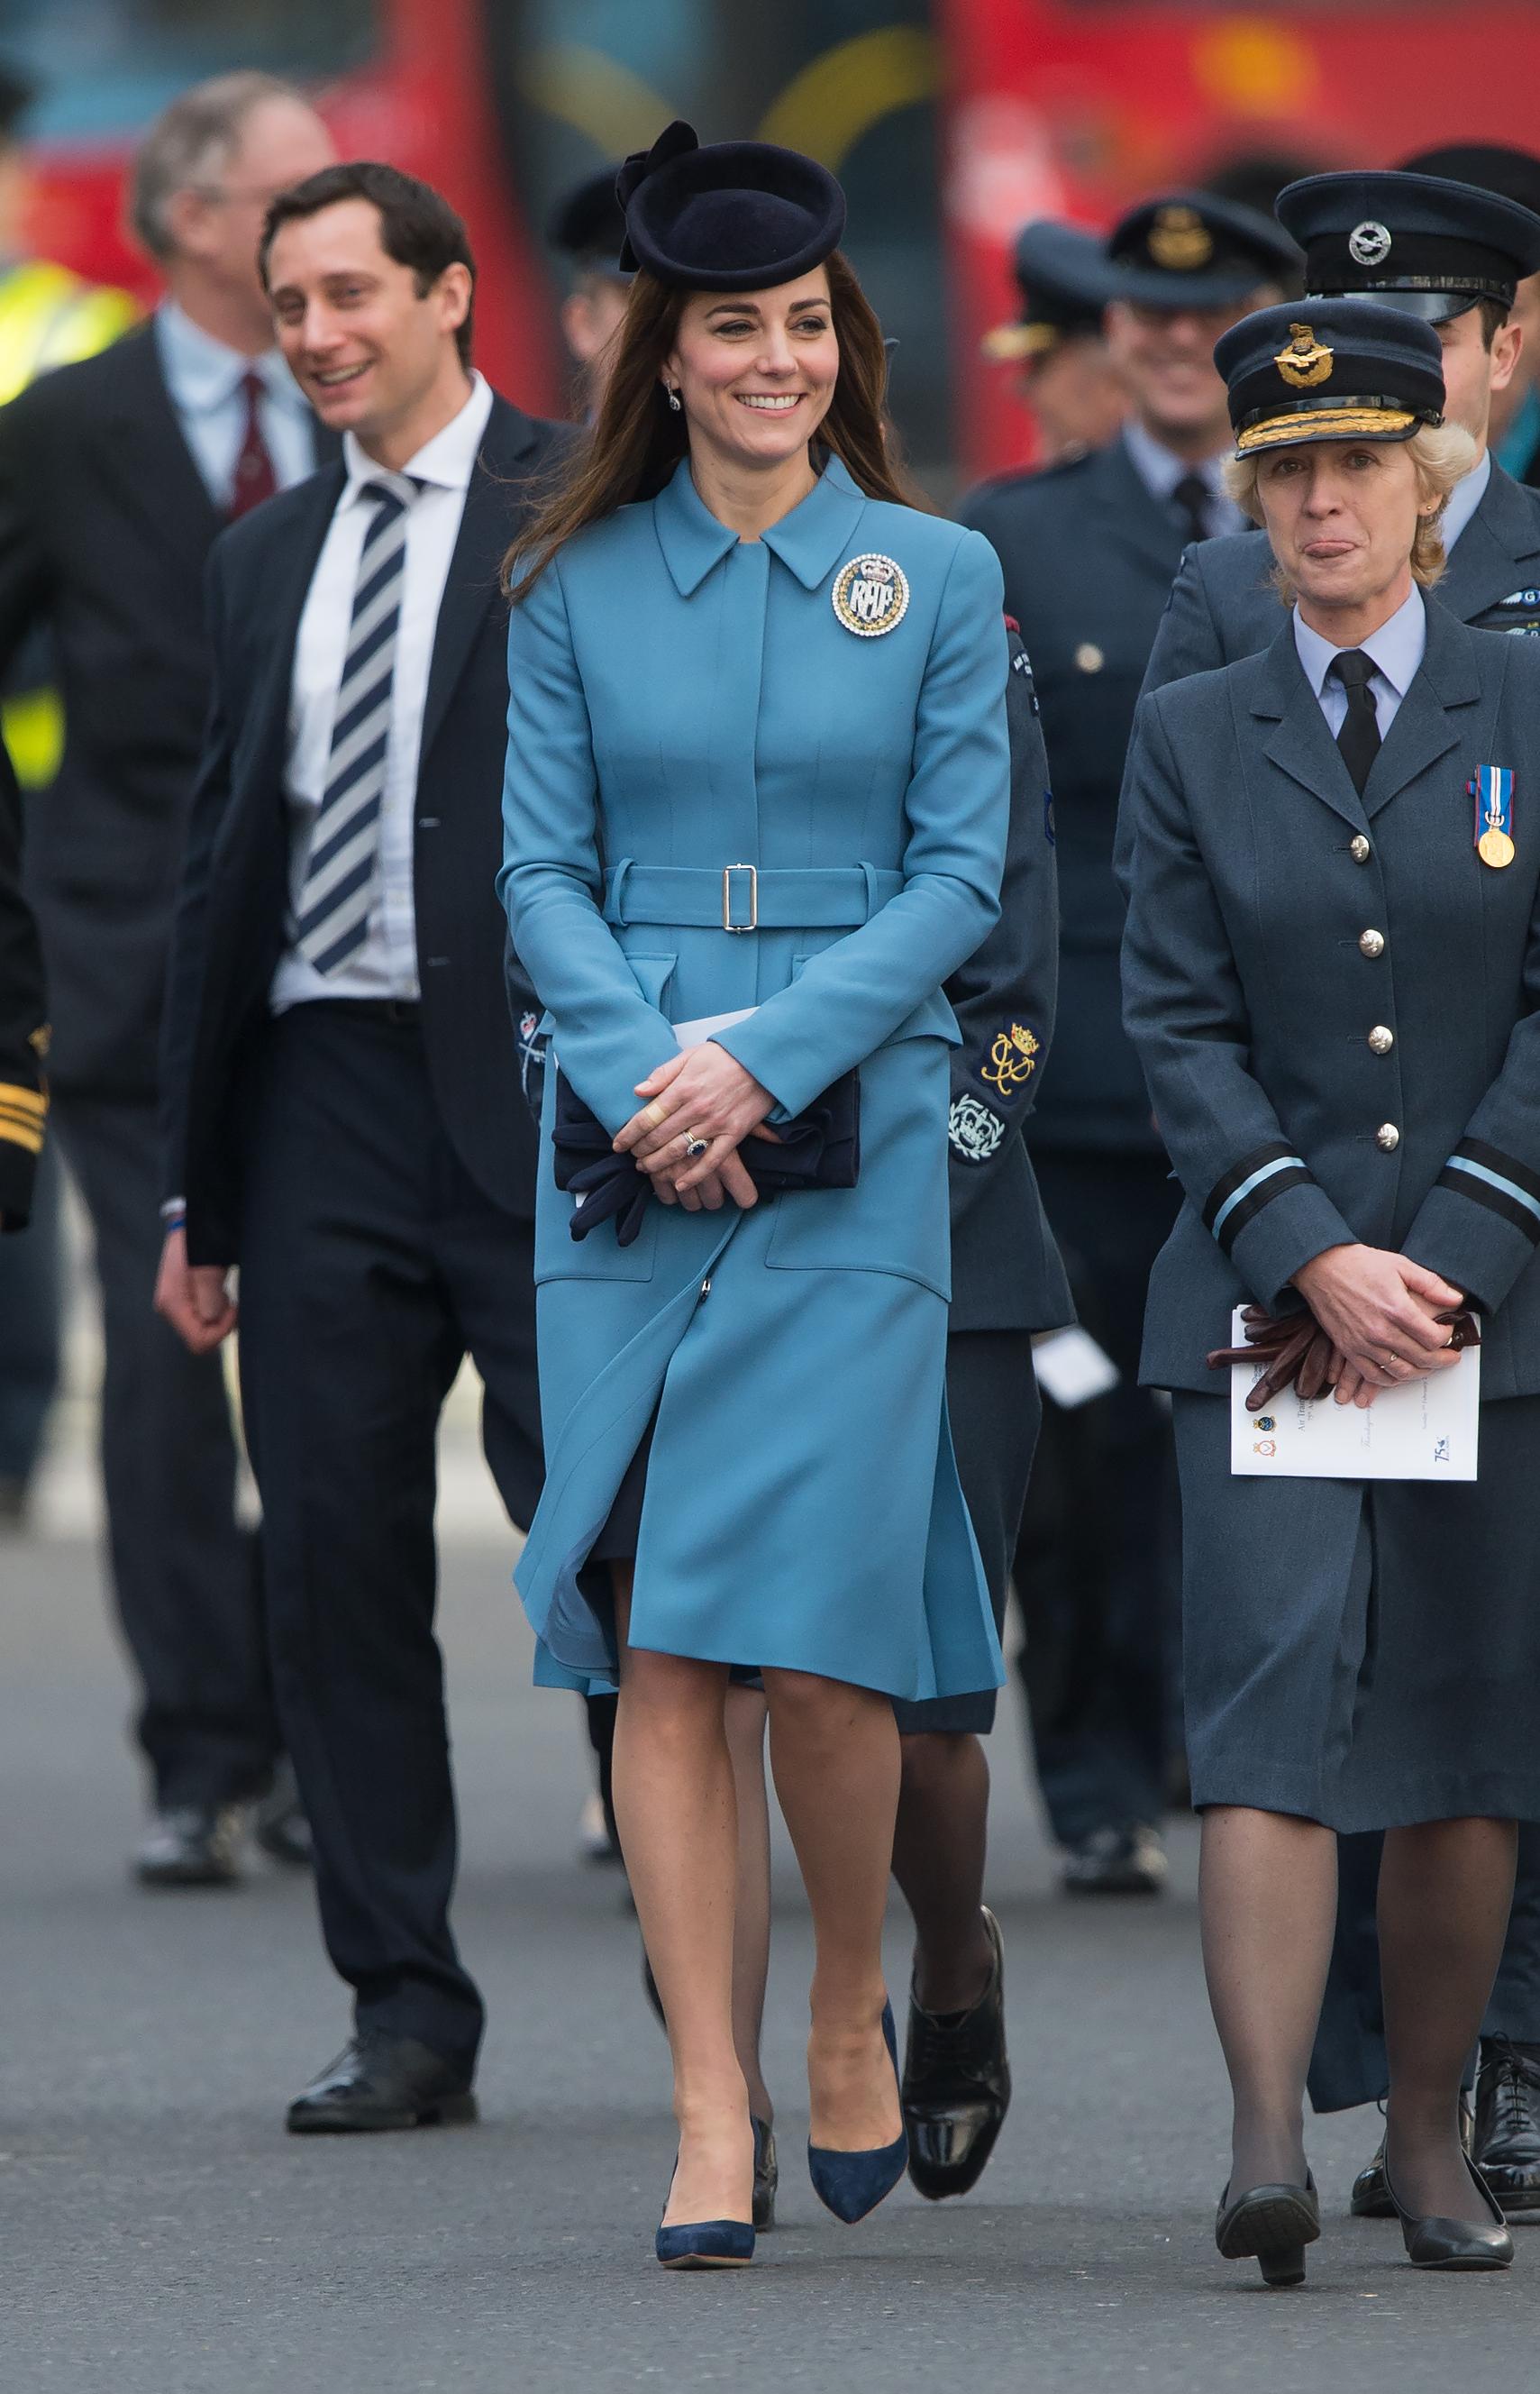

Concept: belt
[[601, 862, 905, 934], [293, 997, 422, 1026]]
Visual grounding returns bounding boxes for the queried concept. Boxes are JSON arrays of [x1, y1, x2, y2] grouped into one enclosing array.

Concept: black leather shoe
[[902, 1906, 1010, 2200], [1352, 2098, 1473, 2220], [1216, 2175, 1320, 2286], [286, 2032, 478, 2134], [1385, 2152, 1513, 2271], [254, 1761, 313, 1869], [133, 1805, 245, 1887], [1474, 2036, 1540, 2214], [1062, 1823, 1168, 1896]]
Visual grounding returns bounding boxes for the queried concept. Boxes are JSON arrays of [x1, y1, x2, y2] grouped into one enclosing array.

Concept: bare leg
[[893, 1731, 996, 2012], [724, 1684, 773, 2124], [1198, 1805, 1337, 2189], [1381, 1815, 1518, 2218], [762, 1666, 903, 2149], [610, 1567, 753, 2227]]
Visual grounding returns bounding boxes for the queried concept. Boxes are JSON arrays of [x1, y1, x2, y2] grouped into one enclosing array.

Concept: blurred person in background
[[1401, 144, 1540, 485], [963, 192, 1296, 1899], [158, 162, 560, 2133], [549, 163, 633, 417], [0, 71, 335, 1886], [0, 734, 46, 1235], [0, 59, 136, 1530], [980, 218, 1125, 466], [1138, 164, 1540, 2232]]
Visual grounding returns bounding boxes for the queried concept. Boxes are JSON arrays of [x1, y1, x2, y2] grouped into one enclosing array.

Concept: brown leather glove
[[1207, 1302, 1481, 1412]]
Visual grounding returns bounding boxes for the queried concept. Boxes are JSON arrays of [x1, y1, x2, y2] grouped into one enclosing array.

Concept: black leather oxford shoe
[[133, 1805, 245, 1888], [286, 2032, 478, 2134], [1474, 2036, 1540, 2213], [901, 1906, 1010, 2200], [1353, 2099, 1473, 2220], [1061, 1823, 1168, 1896]]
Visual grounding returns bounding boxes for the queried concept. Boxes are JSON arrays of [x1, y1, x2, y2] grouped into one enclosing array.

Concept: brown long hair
[[503, 251, 926, 602]]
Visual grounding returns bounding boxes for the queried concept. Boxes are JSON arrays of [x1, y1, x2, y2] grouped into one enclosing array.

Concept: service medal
[[1471, 764, 1516, 869], [832, 553, 910, 637]]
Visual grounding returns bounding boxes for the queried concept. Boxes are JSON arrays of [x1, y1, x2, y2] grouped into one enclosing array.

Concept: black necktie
[[1328, 650, 1381, 796], [1172, 471, 1211, 549]]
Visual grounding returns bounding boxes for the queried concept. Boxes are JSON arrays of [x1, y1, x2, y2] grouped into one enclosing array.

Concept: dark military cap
[[1277, 169, 1540, 323], [618, 120, 845, 293], [1104, 189, 1300, 310], [1216, 297, 1444, 457], [1401, 142, 1540, 228], [547, 166, 630, 277], [982, 220, 1116, 361]]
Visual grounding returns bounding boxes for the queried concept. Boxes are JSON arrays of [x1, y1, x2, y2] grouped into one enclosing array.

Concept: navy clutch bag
[[552, 1069, 861, 1246]]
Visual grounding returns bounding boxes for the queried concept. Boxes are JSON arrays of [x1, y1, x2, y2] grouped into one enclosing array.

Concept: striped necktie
[[291, 473, 419, 975]]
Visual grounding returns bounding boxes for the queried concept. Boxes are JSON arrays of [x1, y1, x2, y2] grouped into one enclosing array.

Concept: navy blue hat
[[548, 167, 630, 277], [1104, 189, 1300, 309], [1277, 169, 1540, 323], [1216, 298, 1445, 457], [1401, 142, 1540, 225], [617, 120, 846, 293], [983, 221, 1117, 361]]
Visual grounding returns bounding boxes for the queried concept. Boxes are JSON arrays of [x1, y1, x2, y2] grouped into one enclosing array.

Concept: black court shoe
[[902, 1906, 1011, 2201], [1352, 2097, 1473, 2220], [1215, 2175, 1321, 2287], [1385, 2152, 1514, 2271], [1473, 2037, 1540, 2215]]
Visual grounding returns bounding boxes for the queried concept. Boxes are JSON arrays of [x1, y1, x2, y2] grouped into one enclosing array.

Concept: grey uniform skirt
[[1174, 1392, 1540, 1834]]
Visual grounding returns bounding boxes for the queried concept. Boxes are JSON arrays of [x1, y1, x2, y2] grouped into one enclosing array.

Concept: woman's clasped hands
[[1291, 1244, 1469, 1408], [613, 1042, 779, 1212]]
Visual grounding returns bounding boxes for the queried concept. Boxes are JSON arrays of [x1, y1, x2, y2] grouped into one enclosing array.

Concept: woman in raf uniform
[[499, 124, 1009, 2268], [1121, 297, 1540, 2284]]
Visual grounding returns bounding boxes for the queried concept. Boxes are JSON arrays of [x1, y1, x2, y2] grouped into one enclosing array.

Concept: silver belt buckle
[[722, 863, 758, 932]]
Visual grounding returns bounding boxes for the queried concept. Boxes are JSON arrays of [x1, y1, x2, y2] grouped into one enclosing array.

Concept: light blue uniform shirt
[[153, 301, 315, 507], [1123, 416, 1251, 541], [1293, 582, 1426, 739]]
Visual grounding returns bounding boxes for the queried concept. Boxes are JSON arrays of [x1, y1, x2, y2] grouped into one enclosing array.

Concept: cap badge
[[1148, 205, 1214, 271], [1273, 323, 1335, 389], [1348, 220, 1393, 268], [832, 553, 910, 638]]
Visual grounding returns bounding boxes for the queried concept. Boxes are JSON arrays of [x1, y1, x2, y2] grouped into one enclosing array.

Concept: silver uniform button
[[1359, 927, 1386, 958], [1376, 1123, 1400, 1152], [1350, 835, 1371, 864], [1368, 1026, 1394, 1055]]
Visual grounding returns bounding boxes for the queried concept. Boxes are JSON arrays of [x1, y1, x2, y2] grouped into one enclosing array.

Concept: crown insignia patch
[[1273, 323, 1334, 388]]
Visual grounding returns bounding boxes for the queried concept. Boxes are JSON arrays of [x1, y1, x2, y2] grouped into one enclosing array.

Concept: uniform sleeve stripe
[[1203, 1140, 1301, 1230], [1453, 1138, 1540, 1208], [0, 1081, 46, 1120], [1213, 1165, 1315, 1253], [1439, 1157, 1540, 1241]]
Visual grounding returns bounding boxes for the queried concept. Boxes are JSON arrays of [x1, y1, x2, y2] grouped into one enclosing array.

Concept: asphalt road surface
[[5, 1515, 1537, 2392]]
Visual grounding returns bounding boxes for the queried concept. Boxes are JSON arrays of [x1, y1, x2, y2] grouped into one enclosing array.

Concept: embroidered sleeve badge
[[980, 1022, 1040, 1098], [950, 1093, 1007, 1165]]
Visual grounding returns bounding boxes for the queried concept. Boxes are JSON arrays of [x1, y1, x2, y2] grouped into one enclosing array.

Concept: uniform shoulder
[[4, 318, 153, 425], [961, 449, 1096, 528]]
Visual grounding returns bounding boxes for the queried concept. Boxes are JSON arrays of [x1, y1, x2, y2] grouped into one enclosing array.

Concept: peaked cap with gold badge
[[1215, 296, 1445, 457], [982, 218, 1118, 361], [616, 120, 846, 292], [1103, 188, 1300, 311]]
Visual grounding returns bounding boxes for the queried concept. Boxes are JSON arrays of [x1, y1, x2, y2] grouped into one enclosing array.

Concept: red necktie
[[228, 371, 278, 518]]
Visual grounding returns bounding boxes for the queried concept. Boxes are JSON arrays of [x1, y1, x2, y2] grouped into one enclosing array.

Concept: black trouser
[[1309, 1823, 1540, 2113], [236, 1003, 542, 2072], [1014, 1147, 1180, 1845], [0, 1130, 62, 1482], [52, 1091, 275, 1808]]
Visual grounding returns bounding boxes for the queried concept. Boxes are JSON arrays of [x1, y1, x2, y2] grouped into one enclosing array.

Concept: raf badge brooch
[[833, 553, 910, 637]]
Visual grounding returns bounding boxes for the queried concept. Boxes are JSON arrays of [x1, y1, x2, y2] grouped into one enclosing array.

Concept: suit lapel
[[245, 464, 347, 796], [1440, 462, 1540, 625], [1088, 435, 1187, 583], [1252, 624, 1369, 833], [98, 324, 223, 579], [420, 398, 542, 763]]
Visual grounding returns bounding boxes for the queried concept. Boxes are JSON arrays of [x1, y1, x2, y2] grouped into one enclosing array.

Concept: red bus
[[16, 1, 1540, 484]]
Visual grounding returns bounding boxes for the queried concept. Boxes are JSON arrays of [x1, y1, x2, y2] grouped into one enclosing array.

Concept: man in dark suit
[[1138, 164, 1540, 2227], [0, 73, 335, 1881], [159, 162, 560, 2131], [962, 192, 1297, 1896], [0, 736, 45, 1231]]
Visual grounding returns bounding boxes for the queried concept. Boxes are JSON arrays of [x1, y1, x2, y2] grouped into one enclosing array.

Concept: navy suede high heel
[[807, 2000, 908, 2224], [654, 2149, 756, 2271]]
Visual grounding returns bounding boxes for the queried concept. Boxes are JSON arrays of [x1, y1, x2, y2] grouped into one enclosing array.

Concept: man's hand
[[154, 1225, 237, 1355], [1292, 1244, 1465, 1393]]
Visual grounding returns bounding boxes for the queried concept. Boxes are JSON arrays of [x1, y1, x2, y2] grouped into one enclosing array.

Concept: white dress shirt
[[154, 302, 316, 505], [1439, 445, 1492, 555], [1122, 416, 1250, 541], [1293, 583, 1427, 740], [270, 370, 494, 1011]]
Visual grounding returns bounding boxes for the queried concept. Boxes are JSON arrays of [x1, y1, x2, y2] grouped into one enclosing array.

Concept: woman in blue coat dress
[[498, 127, 1009, 2266], [1121, 301, 1540, 2284]]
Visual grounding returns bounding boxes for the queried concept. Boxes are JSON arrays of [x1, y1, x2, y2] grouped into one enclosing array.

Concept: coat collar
[[1085, 434, 1189, 581], [652, 452, 869, 598], [1440, 458, 1540, 623], [1248, 594, 1482, 827]]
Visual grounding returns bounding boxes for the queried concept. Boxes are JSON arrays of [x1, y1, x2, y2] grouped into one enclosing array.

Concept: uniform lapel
[[1361, 601, 1479, 819], [1087, 435, 1186, 583], [1440, 461, 1540, 625], [1251, 621, 1368, 834], [98, 324, 223, 580], [420, 398, 542, 762]]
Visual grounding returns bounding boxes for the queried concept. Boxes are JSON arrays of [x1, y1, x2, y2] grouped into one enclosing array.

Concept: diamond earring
[[666, 387, 681, 412]]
